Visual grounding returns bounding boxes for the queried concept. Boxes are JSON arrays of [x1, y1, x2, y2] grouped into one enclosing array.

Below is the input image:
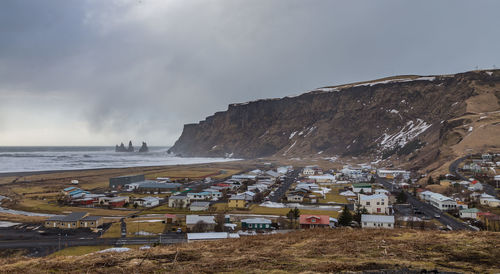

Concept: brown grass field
[[0, 229, 498, 273]]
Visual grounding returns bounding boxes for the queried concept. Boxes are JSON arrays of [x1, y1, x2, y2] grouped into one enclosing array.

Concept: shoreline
[[0, 159, 247, 178]]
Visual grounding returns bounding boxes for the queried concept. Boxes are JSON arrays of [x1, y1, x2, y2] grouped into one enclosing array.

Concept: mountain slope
[[169, 70, 500, 170]]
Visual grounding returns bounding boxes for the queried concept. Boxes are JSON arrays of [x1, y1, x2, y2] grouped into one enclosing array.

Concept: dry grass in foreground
[[1, 229, 499, 273]]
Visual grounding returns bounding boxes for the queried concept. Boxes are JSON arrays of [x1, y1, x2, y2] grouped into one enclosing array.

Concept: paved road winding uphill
[[376, 177, 472, 231], [449, 155, 497, 196]]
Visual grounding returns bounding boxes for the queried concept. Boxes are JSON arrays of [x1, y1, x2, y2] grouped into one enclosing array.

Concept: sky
[[1, 0, 500, 146]]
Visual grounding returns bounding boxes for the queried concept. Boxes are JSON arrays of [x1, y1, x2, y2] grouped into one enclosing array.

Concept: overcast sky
[[1, 0, 499, 146]]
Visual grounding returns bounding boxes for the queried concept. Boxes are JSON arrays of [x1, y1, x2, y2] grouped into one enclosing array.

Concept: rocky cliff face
[[169, 70, 500, 169]]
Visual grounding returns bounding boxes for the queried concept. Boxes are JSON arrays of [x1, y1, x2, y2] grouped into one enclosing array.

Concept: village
[[22, 152, 497, 250]]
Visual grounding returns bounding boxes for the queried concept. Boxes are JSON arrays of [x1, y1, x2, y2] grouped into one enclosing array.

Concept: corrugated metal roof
[[361, 214, 394, 223]]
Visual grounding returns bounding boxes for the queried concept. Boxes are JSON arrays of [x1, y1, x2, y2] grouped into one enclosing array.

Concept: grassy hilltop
[[1, 229, 499, 273]]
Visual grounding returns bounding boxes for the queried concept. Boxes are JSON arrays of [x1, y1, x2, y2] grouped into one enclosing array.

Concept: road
[[376, 177, 472, 230], [449, 155, 497, 196], [0, 234, 186, 251], [268, 170, 299, 202]]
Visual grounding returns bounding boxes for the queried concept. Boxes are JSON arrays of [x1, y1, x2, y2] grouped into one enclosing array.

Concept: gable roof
[[186, 215, 215, 225], [299, 214, 330, 225], [361, 214, 395, 223], [60, 212, 88, 222], [241, 218, 272, 224]]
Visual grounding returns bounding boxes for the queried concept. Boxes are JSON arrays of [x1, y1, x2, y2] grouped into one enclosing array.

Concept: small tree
[[369, 177, 376, 184], [396, 191, 407, 204], [427, 176, 434, 185], [214, 213, 226, 232], [133, 203, 139, 209], [338, 205, 353, 226], [293, 207, 300, 221], [192, 221, 209, 232]]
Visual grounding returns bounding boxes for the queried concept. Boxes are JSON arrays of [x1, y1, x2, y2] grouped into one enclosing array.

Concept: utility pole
[[58, 233, 61, 251]]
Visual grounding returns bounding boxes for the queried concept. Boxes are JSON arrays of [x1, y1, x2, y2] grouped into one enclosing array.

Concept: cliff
[[169, 70, 500, 170]]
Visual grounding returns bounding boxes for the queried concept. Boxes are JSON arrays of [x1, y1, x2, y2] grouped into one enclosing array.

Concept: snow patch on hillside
[[379, 119, 431, 150]]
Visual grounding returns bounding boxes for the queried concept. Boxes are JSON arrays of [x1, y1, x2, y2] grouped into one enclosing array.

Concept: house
[[134, 196, 160, 207], [277, 166, 293, 174], [302, 165, 322, 176], [62, 186, 78, 195], [468, 180, 483, 191], [164, 214, 178, 224], [352, 183, 372, 194], [459, 208, 480, 219], [357, 194, 390, 214], [79, 216, 101, 228], [186, 215, 216, 231], [228, 195, 248, 208], [287, 193, 304, 202], [339, 190, 357, 198], [299, 215, 330, 229], [187, 192, 212, 200], [419, 191, 457, 211], [98, 196, 129, 207], [308, 174, 336, 183], [44, 212, 101, 229], [361, 214, 395, 229], [109, 174, 145, 189], [241, 218, 272, 230], [136, 182, 182, 193], [190, 201, 211, 211], [477, 212, 500, 231], [187, 232, 239, 242], [456, 200, 469, 209], [376, 169, 410, 180], [168, 195, 190, 208], [479, 193, 500, 207]]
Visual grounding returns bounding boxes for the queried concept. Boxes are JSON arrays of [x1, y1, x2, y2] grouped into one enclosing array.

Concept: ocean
[[0, 146, 236, 173]]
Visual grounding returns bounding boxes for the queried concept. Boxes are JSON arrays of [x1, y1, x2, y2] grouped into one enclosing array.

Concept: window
[[311, 218, 316, 223], [388, 224, 391, 227], [366, 202, 370, 206], [364, 222, 367, 226], [376, 202, 380, 205]]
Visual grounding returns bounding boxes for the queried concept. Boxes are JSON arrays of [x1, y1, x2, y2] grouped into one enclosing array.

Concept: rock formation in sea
[[139, 142, 149, 153], [115, 142, 127, 152]]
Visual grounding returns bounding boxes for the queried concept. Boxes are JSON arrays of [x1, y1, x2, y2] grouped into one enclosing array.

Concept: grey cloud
[[0, 0, 500, 145]]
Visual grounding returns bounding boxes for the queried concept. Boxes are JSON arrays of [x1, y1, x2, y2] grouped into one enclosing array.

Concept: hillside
[[169, 70, 500, 172], [1, 229, 499, 273]]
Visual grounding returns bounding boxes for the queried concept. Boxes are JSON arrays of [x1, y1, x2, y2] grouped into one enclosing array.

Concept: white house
[[459, 208, 480, 219], [277, 166, 292, 174], [168, 195, 190, 208], [133, 196, 160, 207], [357, 194, 390, 214], [479, 193, 500, 207], [361, 214, 395, 229], [376, 169, 410, 180], [419, 191, 457, 211], [287, 193, 304, 202], [308, 174, 336, 183], [468, 181, 483, 191], [187, 192, 212, 200]]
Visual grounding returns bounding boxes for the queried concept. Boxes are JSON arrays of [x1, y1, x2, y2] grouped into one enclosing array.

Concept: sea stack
[[139, 142, 149, 153], [127, 141, 134, 152], [115, 142, 127, 152]]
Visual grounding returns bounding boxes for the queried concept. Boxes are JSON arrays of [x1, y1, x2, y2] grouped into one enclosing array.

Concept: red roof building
[[299, 214, 330, 229]]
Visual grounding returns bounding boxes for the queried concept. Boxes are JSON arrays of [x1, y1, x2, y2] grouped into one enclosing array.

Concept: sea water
[[0, 146, 236, 173]]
